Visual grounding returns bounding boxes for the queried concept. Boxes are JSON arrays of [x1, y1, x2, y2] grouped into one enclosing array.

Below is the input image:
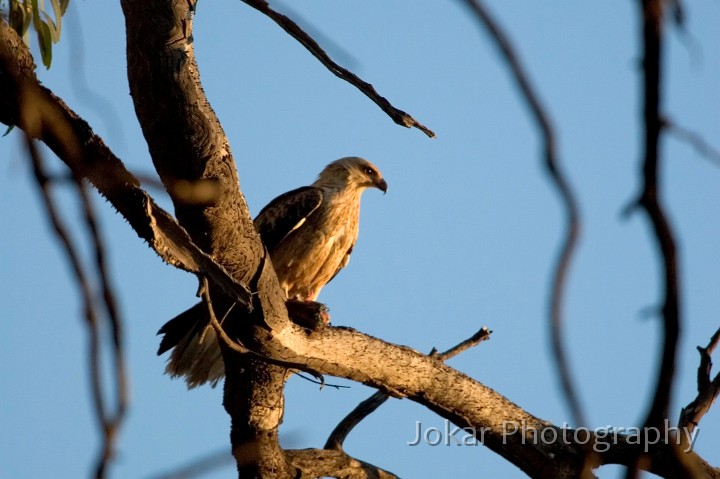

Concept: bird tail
[[157, 302, 225, 388]]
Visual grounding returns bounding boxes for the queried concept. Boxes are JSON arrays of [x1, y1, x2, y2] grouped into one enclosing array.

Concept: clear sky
[[1, 2, 719, 478]]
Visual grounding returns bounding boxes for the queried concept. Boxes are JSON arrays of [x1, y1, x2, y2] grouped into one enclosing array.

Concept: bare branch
[[75, 175, 129, 479], [0, 19, 252, 310], [664, 119, 720, 167], [679, 327, 720, 434], [240, 0, 435, 138], [26, 137, 122, 479], [431, 326, 493, 361], [199, 276, 326, 384], [635, 0, 680, 432], [462, 0, 585, 427], [325, 327, 491, 451], [624, 2, 687, 477]]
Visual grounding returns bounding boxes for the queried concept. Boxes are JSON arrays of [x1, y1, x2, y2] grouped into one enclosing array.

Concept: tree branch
[[26, 137, 123, 479], [0, 19, 252, 309], [679, 327, 720, 434], [664, 118, 720, 167], [240, 0, 435, 138], [635, 0, 681, 435], [325, 327, 492, 451], [462, 0, 585, 428]]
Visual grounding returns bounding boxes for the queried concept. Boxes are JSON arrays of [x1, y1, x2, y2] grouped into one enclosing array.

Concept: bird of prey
[[157, 157, 387, 387]]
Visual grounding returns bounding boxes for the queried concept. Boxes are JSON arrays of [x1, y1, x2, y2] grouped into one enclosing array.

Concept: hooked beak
[[375, 178, 388, 194]]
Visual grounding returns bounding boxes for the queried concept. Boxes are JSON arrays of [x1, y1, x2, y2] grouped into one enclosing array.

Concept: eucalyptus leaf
[[49, 0, 62, 39], [37, 19, 53, 68]]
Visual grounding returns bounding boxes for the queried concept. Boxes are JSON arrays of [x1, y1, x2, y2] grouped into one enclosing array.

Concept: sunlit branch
[[325, 327, 491, 450]]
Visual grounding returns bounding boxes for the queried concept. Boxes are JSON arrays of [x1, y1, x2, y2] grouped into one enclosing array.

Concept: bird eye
[[363, 167, 376, 177]]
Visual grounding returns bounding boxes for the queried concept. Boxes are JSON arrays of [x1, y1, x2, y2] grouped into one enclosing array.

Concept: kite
[[157, 157, 387, 386]]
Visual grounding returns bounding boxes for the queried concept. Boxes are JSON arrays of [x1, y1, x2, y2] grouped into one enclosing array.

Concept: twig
[[430, 326, 492, 360], [197, 277, 327, 384], [26, 136, 119, 479], [240, 0, 435, 138], [462, 0, 585, 427], [664, 119, 720, 167], [294, 373, 350, 390], [74, 176, 129, 479], [679, 327, 720, 434], [325, 327, 491, 450]]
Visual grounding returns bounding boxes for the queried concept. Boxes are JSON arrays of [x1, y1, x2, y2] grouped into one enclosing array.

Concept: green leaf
[[8, 0, 31, 36], [41, 10, 60, 42], [49, 0, 62, 40], [30, 0, 42, 32], [3, 125, 15, 137], [36, 18, 53, 68]]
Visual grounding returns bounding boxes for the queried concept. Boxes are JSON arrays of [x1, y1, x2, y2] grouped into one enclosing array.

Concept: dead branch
[[664, 119, 720, 166], [75, 169, 128, 479], [199, 276, 326, 383], [26, 137, 124, 479], [0, 20, 252, 310], [240, 0, 435, 138], [679, 327, 720, 434], [624, 1, 686, 477], [635, 0, 680, 433], [325, 327, 492, 451], [462, 0, 585, 428]]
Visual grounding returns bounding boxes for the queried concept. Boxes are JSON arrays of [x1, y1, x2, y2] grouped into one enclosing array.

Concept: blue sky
[[1, 2, 719, 478]]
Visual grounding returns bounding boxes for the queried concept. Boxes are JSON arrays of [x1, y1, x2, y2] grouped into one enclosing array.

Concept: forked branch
[[679, 327, 720, 434], [325, 327, 492, 450]]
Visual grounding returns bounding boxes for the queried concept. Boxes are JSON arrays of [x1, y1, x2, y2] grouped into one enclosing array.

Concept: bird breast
[[271, 194, 361, 300]]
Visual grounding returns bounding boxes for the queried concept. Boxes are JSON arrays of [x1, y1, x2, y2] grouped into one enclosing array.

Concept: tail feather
[[157, 302, 225, 388]]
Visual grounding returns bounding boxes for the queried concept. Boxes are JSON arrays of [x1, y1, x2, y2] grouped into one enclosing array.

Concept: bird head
[[315, 157, 388, 194]]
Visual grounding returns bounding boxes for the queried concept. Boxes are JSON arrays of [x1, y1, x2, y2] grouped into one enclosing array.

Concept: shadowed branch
[[462, 0, 585, 427], [679, 327, 720, 434], [26, 137, 126, 479], [240, 0, 435, 138]]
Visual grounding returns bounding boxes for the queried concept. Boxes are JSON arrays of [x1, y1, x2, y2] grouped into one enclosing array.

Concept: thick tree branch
[[325, 327, 492, 451], [241, 0, 435, 138], [257, 323, 717, 479], [462, 0, 585, 428], [0, 21, 252, 308], [120, 1, 293, 476]]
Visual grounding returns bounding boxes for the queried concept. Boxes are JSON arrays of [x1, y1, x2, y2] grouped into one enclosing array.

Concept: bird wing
[[326, 242, 354, 285], [254, 186, 324, 252]]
